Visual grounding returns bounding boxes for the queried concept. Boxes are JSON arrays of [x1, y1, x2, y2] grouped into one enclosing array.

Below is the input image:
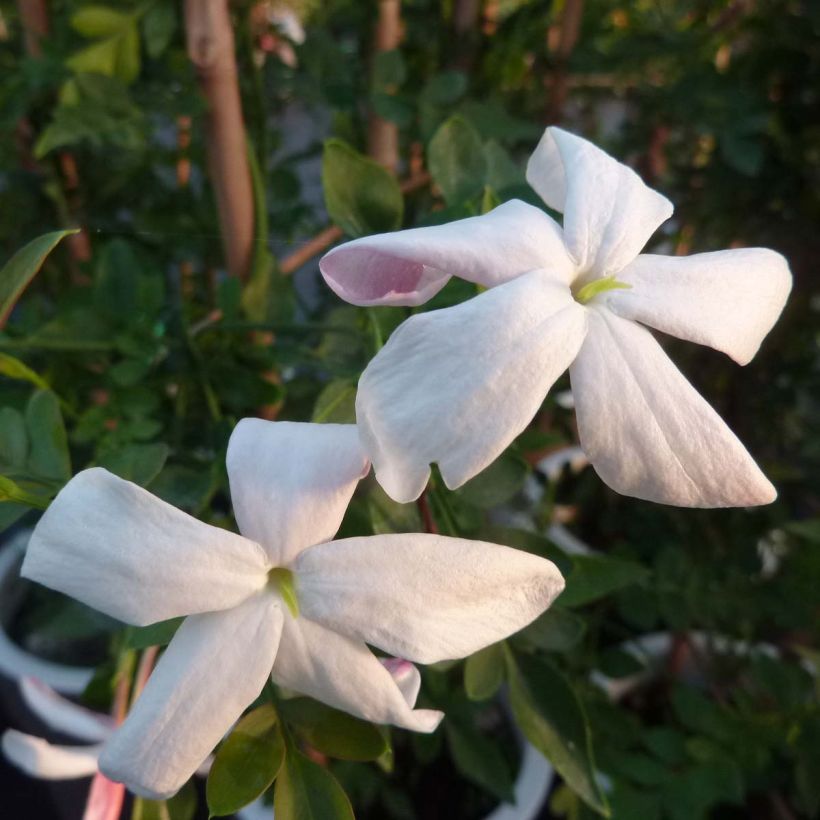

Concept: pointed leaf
[[506, 650, 609, 816], [322, 139, 403, 237], [274, 750, 354, 820], [428, 115, 487, 205], [0, 353, 49, 390], [0, 231, 76, 327], [207, 705, 285, 817], [464, 642, 505, 701]]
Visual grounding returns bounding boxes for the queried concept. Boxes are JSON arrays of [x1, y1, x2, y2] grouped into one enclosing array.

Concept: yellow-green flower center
[[268, 567, 299, 617], [573, 275, 632, 305]]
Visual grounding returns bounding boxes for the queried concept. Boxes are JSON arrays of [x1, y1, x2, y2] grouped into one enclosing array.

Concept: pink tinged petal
[[608, 248, 792, 365], [99, 594, 283, 800], [2, 730, 101, 779], [22, 468, 269, 627], [272, 617, 442, 733], [319, 199, 575, 307], [83, 773, 125, 820], [20, 678, 113, 742], [227, 420, 368, 565], [570, 308, 776, 507], [379, 658, 421, 707], [356, 269, 588, 502], [295, 533, 565, 664], [526, 127, 673, 277]]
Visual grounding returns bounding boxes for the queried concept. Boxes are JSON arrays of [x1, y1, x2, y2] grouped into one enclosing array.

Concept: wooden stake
[[185, 0, 255, 280]]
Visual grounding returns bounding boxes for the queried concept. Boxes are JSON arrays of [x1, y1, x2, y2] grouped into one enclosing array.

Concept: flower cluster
[[11, 128, 790, 803]]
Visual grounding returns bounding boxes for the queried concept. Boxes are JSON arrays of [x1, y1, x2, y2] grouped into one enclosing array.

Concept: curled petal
[[380, 658, 421, 707], [23, 469, 269, 626], [100, 594, 283, 800], [273, 617, 442, 732], [570, 309, 776, 507], [526, 127, 673, 277], [227, 419, 368, 565], [609, 248, 792, 365], [2, 730, 101, 779], [357, 269, 588, 502], [295, 533, 565, 664], [20, 678, 113, 743], [320, 200, 574, 306]]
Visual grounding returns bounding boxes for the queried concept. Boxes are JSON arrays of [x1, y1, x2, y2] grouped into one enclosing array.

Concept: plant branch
[[546, 0, 585, 123], [185, 0, 255, 280], [367, 0, 402, 171]]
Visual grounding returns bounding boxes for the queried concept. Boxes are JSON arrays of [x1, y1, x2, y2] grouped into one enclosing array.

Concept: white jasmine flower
[[320, 128, 791, 507], [21, 420, 564, 799]]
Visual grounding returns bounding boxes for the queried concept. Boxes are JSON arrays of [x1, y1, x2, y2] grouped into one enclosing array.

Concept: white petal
[[357, 269, 588, 502], [22, 468, 269, 626], [320, 199, 575, 306], [608, 249, 792, 365], [99, 594, 283, 799], [295, 534, 565, 664], [83, 773, 125, 820], [380, 658, 421, 707], [227, 420, 368, 565], [20, 678, 113, 742], [272, 617, 442, 732], [2, 730, 101, 779], [570, 308, 776, 507], [526, 127, 673, 276]]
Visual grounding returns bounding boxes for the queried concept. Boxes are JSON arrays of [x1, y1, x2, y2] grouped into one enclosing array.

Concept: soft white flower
[[21, 420, 564, 799], [320, 127, 792, 507]]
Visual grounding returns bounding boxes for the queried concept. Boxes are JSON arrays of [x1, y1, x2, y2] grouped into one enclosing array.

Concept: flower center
[[573, 275, 632, 305], [267, 567, 299, 617]]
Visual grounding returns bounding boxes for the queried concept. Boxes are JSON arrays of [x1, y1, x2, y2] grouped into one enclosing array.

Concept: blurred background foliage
[[0, 0, 818, 818]]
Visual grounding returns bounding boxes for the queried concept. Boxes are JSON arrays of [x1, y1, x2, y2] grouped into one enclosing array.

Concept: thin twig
[[417, 490, 439, 535]]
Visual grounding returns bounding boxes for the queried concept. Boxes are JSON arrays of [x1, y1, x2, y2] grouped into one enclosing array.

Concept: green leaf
[[95, 239, 140, 318], [127, 617, 182, 649], [422, 71, 468, 106], [207, 705, 285, 817], [0, 231, 76, 327], [456, 452, 529, 508], [373, 49, 406, 89], [464, 642, 505, 701], [132, 782, 196, 820], [312, 380, 356, 424], [0, 408, 28, 469], [428, 115, 487, 205], [518, 607, 586, 652], [483, 140, 524, 191], [67, 38, 120, 76], [116, 23, 142, 83], [280, 698, 388, 761], [0, 353, 49, 390], [506, 650, 609, 816], [559, 553, 648, 608], [322, 139, 403, 237], [274, 749, 354, 820], [71, 6, 131, 37], [98, 443, 169, 486], [26, 389, 70, 481], [0, 475, 49, 508], [446, 721, 515, 803], [142, 3, 176, 59]]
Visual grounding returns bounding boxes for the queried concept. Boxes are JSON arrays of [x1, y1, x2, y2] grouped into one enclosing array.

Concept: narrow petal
[[608, 249, 792, 365], [320, 199, 575, 306], [227, 419, 369, 565], [2, 730, 101, 779], [20, 678, 113, 742], [526, 127, 673, 276], [295, 534, 565, 664], [84, 773, 126, 820], [570, 308, 776, 506], [22, 468, 269, 626], [357, 269, 588, 502], [99, 594, 283, 799], [380, 658, 421, 707], [272, 617, 442, 732]]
